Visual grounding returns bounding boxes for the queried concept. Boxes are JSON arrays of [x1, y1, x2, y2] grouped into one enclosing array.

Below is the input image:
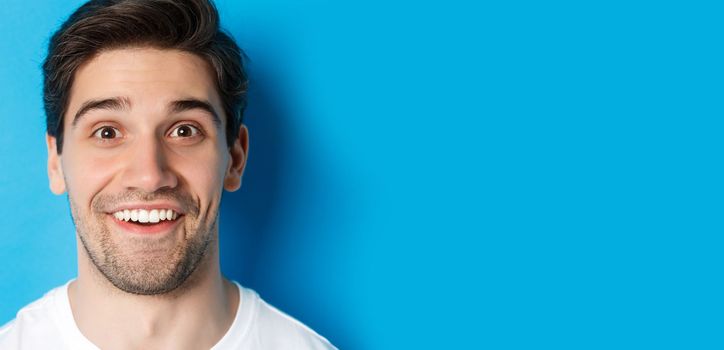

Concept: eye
[[92, 126, 122, 140], [169, 124, 202, 138]]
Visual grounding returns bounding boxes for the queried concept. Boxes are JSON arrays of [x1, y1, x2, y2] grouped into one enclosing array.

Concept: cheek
[[62, 149, 118, 203], [174, 147, 228, 198]]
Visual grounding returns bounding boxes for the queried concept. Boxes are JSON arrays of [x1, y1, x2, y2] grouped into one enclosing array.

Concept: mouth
[[108, 208, 184, 235]]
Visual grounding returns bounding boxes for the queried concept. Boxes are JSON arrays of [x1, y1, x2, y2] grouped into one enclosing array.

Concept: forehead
[[66, 47, 221, 123]]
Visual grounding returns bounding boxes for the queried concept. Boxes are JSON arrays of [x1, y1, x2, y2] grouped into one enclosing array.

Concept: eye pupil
[[177, 125, 192, 137], [101, 127, 116, 139]]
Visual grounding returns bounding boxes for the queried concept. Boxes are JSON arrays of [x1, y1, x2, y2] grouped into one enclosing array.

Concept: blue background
[[0, 0, 722, 349]]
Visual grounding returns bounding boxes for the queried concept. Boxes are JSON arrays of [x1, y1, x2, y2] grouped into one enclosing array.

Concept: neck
[[68, 235, 239, 350]]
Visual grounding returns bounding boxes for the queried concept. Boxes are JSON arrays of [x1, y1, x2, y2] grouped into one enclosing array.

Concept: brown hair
[[43, 0, 248, 153]]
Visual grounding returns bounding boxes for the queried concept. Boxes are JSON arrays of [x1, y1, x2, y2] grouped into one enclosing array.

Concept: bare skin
[[69, 243, 239, 349], [46, 47, 249, 349]]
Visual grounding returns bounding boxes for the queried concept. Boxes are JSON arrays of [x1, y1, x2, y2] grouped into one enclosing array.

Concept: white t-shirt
[[0, 281, 336, 350]]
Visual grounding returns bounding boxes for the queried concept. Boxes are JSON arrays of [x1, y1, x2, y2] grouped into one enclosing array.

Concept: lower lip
[[108, 214, 182, 235]]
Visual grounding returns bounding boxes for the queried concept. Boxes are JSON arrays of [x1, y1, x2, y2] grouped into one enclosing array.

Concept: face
[[46, 47, 248, 295]]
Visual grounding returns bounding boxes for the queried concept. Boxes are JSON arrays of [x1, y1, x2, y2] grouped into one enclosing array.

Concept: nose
[[120, 135, 178, 193]]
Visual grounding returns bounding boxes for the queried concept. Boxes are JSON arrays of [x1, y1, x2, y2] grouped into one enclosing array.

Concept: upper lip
[[105, 202, 185, 215]]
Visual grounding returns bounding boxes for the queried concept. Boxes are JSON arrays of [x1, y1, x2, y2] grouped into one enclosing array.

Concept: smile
[[108, 208, 184, 235], [112, 209, 179, 223]]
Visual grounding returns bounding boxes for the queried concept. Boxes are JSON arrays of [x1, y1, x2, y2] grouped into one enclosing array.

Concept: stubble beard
[[69, 189, 216, 296]]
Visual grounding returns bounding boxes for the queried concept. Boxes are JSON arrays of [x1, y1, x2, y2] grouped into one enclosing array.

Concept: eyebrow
[[72, 97, 131, 128], [170, 99, 222, 128], [71, 97, 222, 128]]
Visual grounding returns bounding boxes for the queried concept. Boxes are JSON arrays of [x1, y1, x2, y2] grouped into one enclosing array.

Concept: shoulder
[[0, 285, 68, 349], [237, 285, 337, 350]]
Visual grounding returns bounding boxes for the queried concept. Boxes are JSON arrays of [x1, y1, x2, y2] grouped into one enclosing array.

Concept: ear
[[46, 134, 66, 195], [223, 124, 249, 192]]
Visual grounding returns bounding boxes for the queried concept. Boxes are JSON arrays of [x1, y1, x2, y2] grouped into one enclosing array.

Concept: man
[[0, 0, 335, 349]]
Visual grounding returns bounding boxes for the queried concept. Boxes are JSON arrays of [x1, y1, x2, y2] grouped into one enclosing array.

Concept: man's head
[[44, 0, 248, 152], [43, 0, 249, 295]]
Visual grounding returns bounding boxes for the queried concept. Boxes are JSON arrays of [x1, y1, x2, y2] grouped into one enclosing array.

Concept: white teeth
[[149, 210, 160, 223], [138, 210, 149, 223], [112, 208, 178, 223]]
